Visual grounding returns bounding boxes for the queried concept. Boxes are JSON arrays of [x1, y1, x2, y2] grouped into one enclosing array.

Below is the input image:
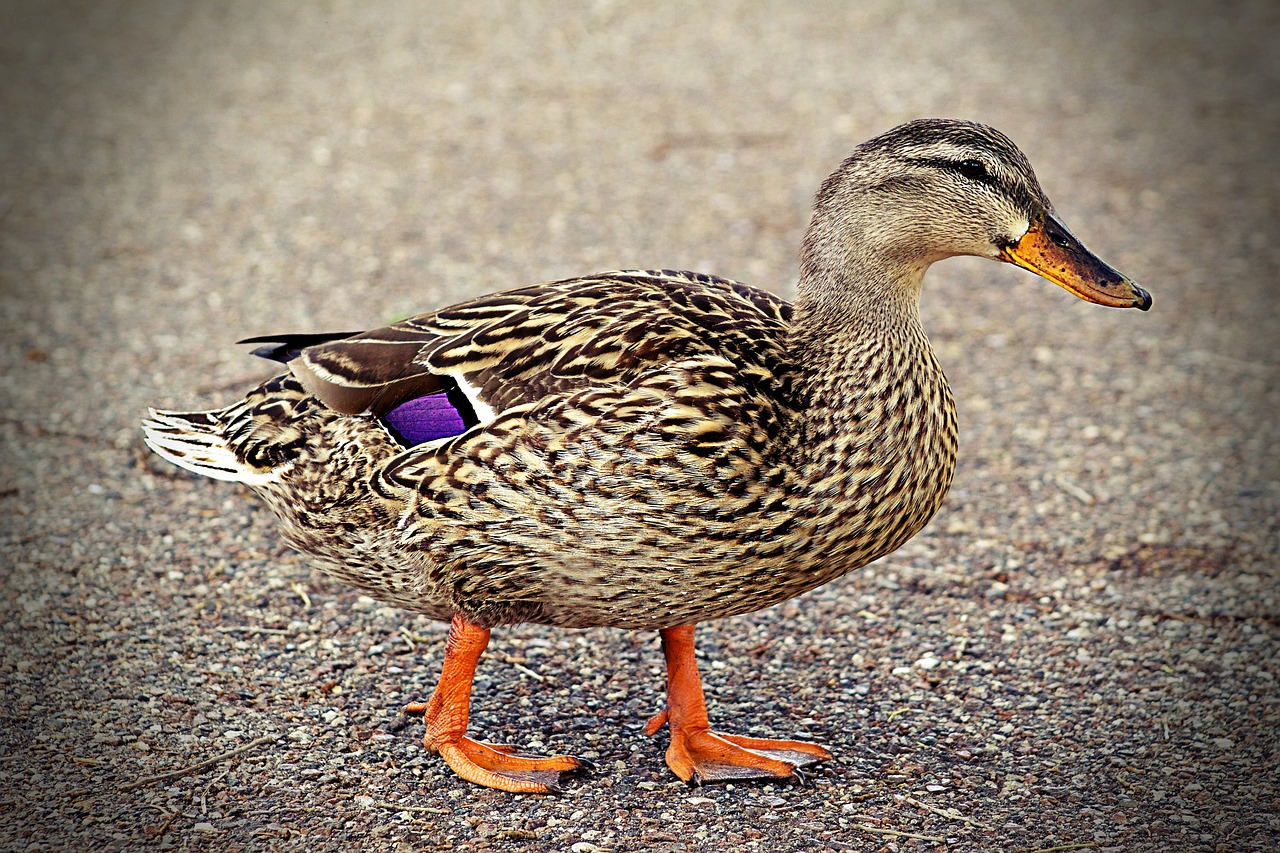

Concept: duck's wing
[[249, 270, 793, 435]]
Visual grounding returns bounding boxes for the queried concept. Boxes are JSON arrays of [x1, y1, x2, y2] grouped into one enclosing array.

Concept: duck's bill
[[1000, 213, 1151, 310]]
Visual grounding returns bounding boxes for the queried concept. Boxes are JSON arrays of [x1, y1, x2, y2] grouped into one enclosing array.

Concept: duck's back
[[284, 269, 794, 419]]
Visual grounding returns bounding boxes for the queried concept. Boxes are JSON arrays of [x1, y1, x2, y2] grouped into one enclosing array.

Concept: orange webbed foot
[[646, 626, 832, 784], [429, 732, 583, 794], [645, 707, 831, 783]]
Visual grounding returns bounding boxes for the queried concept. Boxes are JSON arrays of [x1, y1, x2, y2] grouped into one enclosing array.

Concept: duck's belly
[[491, 483, 949, 630], [262, 461, 952, 631]]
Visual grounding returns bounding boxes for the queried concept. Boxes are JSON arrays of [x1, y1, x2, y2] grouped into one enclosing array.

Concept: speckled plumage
[[143, 119, 1150, 791]]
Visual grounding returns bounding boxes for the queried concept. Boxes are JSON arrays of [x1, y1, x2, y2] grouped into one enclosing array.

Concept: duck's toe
[[433, 735, 585, 794]]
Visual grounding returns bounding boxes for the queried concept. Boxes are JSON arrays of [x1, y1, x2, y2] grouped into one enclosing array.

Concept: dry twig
[[370, 800, 451, 815], [853, 824, 945, 842], [904, 794, 989, 828], [120, 734, 279, 792]]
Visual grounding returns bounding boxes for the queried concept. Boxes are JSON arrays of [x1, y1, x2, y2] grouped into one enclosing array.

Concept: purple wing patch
[[382, 391, 469, 446]]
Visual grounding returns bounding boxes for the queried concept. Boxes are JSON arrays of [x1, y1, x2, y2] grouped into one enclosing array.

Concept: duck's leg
[[644, 625, 832, 783], [403, 613, 583, 794]]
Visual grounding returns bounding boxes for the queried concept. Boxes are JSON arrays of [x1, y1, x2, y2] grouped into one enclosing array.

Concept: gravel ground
[[2, 2, 1277, 851]]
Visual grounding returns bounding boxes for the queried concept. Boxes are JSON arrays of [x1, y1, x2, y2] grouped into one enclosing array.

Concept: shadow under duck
[[144, 119, 1151, 793]]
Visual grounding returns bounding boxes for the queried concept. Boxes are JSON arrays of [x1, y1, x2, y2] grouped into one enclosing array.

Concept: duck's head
[[801, 118, 1151, 311]]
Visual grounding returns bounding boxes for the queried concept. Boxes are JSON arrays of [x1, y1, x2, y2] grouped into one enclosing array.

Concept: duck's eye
[[956, 159, 989, 181]]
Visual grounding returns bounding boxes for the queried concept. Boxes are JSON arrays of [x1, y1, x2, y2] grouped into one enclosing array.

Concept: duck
[[143, 118, 1151, 794]]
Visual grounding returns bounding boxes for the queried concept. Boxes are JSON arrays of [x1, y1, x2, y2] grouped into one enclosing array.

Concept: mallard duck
[[143, 119, 1150, 793]]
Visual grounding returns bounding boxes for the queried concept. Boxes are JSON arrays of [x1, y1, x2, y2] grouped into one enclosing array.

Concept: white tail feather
[[142, 408, 282, 486]]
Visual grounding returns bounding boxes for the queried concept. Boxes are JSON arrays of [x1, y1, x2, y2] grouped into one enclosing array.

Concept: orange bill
[[1001, 213, 1151, 310]]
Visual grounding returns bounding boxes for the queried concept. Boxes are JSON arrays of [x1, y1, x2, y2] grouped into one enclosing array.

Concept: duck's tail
[[142, 405, 283, 487]]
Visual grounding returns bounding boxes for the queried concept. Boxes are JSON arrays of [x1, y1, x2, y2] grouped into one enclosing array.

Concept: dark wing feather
[[286, 326, 448, 416], [239, 331, 364, 364]]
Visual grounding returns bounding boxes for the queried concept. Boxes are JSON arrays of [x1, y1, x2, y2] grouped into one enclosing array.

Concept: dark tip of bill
[[1135, 284, 1153, 311]]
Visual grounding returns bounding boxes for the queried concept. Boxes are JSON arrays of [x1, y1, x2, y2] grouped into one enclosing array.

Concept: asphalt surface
[[2, 2, 1277, 850]]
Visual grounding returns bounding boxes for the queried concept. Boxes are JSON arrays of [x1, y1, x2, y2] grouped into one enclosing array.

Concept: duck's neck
[[780, 253, 958, 542], [786, 255, 933, 400]]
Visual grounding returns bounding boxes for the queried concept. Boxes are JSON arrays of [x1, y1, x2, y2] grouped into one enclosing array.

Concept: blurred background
[[2, 1, 1276, 849]]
